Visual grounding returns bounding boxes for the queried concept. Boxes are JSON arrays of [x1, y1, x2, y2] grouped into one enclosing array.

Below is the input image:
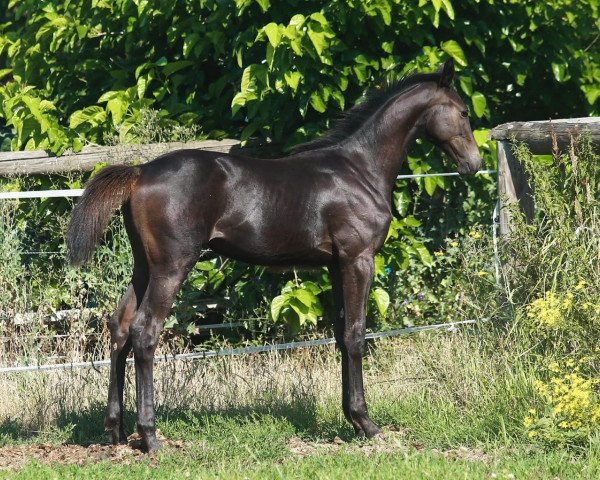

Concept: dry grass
[[0, 330, 531, 441]]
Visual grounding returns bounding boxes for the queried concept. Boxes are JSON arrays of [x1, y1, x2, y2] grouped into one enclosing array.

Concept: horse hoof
[[363, 424, 381, 439], [110, 432, 128, 445], [145, 437, 161, 453]]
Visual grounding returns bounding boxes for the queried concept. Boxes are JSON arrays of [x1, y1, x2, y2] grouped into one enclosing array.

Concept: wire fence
[[0, 319, 488, 374], [0, 168, 498, 373], [0, 170, 497, 199]]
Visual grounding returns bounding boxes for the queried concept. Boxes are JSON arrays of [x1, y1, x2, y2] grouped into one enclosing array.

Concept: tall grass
[[0, 332, 537, 448]]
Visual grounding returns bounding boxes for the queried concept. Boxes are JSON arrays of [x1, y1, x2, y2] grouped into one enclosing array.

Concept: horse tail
[[67, 164, 141, 266]]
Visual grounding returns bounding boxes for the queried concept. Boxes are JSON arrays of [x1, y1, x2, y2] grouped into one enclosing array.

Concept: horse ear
[[438, 58, 455, 87]]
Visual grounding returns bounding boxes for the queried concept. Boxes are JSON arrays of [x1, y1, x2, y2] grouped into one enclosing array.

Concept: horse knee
[[130, 319, 159, 359], [343, 327, 365, 358]]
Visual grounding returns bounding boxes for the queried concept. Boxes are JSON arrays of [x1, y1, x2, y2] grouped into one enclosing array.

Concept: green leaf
[[471, 91, 487, 118], [241, 121, 260, 141], [581, 84, 600, 105], [441, 0, 455, 19], [310, 90, 326, 113], [263, 22, 281, 48], [284, 310, 301, 336], [424, 176, 437, 196], [331, 90, 345, 110], [394, 189, 410, 217], [302, 281, 322, 295], [374, 254, 386, 277], [413, 244, 433, 267], [255, 0, 270, 12], [97, 91, 120, 103], [137, 76, 148, 99], [183, 33, 199, 58], [163, 60, 194, 76], [76, 25, 88, 39], [240, 66, 252, 93], [473, 129, 489, 147], [441, 40, 467, 66], [69, 106, 105, 128], [551, 62, 570, 82], [107, 98, 127, 124], [271, 294, 287, 321], [284, 71, 301, 92], [372, 287, 390, 316], [231, 91, 247, 116], [164, 316, 178, 329], [403, 215, 421, 228], [307, 26, 326, 56], [309, 12, 328, 25], [459, 76, 473, 96], [294, 288, 317, 307], [0, 68, 12, 81]]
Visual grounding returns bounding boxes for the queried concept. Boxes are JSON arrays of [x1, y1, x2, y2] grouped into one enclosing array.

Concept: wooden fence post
[[496, 140, 534, 237], [491, 117, 600, 235]]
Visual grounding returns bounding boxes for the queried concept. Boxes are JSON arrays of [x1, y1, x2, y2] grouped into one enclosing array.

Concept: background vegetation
[[0, 0, 596, 342], [0, 0, 599, 473], [0, 0, 598, 350]]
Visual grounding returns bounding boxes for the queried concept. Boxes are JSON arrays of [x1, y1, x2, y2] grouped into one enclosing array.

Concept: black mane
[[292, 71, 441, 153]]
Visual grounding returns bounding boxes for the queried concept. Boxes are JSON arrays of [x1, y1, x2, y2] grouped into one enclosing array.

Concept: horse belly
[[207, 224, 332, 267]]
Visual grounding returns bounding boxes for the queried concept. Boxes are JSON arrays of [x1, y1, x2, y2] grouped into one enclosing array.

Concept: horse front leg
[[336, 254, 381, 438], [329, 265, 365, 437]]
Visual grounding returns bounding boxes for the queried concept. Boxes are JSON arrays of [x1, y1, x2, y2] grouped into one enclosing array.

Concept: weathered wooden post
[[490, 118, 600, 236]]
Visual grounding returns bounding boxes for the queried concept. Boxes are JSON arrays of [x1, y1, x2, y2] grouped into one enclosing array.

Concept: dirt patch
[[430, 446, 490, 464], [287, 426, 410, 457], [0, 431, 187, 470], [287, 427, 491, 464]]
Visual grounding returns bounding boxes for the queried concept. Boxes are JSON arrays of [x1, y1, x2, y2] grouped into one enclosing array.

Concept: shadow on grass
[[0, 396, 356, 447]]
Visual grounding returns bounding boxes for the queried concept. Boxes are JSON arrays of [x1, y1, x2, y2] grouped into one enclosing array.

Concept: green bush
[[0, 0, 597, 153], [0, 0, 597, 346]]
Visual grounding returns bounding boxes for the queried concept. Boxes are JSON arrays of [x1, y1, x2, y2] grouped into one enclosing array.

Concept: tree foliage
[[0, 0, 597, 154], [0, 0, 597, 337]]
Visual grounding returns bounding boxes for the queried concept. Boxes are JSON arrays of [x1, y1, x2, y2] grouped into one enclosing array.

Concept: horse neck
[[342, 84, 435, 198]]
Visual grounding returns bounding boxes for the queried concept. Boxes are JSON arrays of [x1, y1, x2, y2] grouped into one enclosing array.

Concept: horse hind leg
[[130, 253, 198, 452], [105, 204, 149, 445], [104, 265, 148, 444]]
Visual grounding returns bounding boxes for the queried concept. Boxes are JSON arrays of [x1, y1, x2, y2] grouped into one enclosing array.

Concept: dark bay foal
[[67, 59, 481, 452]]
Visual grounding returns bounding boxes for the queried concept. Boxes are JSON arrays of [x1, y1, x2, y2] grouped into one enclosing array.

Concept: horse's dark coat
[[67, 59, 481, 451]]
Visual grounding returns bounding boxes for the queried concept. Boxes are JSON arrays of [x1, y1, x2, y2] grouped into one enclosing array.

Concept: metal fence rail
[[0, 319, 487, 374], [0, 170, 497, 200]]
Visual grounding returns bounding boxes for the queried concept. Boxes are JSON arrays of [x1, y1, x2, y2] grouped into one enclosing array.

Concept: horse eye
[[460, 110, 469, 118]]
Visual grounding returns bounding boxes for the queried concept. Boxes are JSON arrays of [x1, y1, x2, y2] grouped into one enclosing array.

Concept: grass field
[[1, 332, 599, 479]]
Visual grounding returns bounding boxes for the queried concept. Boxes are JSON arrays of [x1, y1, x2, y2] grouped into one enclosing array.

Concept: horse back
[[128, 149, 389, 267]]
